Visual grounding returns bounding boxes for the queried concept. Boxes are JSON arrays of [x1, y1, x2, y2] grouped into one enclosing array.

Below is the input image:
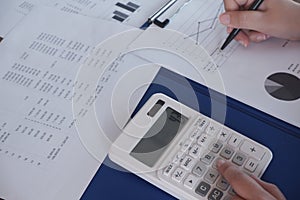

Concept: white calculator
[[109, 93, 273, 200]]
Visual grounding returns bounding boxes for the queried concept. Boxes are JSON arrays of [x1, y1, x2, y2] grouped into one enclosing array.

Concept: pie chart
[[265, 73, 300, 101]]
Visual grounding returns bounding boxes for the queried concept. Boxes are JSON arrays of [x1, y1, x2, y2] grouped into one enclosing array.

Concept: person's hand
[[217, 159, 286, 200], [219, 0, 300, 47]]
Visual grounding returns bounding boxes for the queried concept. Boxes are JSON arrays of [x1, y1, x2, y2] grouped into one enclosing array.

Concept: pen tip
[[220, 44, 226, 51]]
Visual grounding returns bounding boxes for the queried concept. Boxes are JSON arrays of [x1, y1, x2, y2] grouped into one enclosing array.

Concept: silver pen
[[140, 0, 177, 29]]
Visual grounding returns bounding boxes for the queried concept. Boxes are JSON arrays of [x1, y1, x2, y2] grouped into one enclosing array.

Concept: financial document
[[0, 0, 171, 37], [0, 0, 299, 199], [74, 26, 217, 161], [0, 6, 133, 200], [0, 0, 35, 37], [50, 0, 171, 27], [135, 0, 300, 128]]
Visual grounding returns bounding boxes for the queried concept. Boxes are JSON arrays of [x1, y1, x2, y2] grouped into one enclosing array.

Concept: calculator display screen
[[130, 107, 188, 167]]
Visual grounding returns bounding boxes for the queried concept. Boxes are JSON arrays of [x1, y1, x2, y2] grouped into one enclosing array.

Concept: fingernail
[[220, 14, 230, 25], [239, 40, 245, 46], [257, 34, 267, 41], [239, 40, 248, 47], [217, 159, 225, 168], [227, 27, 233, 33]]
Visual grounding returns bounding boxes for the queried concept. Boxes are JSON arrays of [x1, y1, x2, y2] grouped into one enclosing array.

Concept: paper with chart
[[135, 0, 300, 128], [0, 6, 135, 200], [73, 26, 223, 162], [49, 0, 171, 27], [0, 0, 172, 37]]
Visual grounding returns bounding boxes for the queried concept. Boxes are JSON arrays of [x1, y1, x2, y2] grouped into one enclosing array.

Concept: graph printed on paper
[[112, 1, 140, 22], [167, 0, 239, 71]]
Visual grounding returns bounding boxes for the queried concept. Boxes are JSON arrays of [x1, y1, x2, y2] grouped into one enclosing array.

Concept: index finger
[[217, 160, 276, 200]]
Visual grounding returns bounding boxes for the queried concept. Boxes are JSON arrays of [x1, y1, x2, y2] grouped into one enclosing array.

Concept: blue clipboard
[[81, 67, 300, 200]]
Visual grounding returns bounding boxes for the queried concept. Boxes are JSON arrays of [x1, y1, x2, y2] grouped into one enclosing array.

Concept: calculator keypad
[[159, 116, 272, 200]]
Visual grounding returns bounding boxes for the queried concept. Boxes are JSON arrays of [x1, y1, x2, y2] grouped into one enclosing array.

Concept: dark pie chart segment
[[265, 73, 300, 101]]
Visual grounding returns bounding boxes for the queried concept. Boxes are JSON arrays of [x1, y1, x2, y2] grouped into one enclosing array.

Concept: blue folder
[[81, 67, 300, 200]]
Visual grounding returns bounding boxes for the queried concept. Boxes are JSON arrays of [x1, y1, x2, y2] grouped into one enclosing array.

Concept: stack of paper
[[0, 0, 299, 199], [0, 0, 168, 199]]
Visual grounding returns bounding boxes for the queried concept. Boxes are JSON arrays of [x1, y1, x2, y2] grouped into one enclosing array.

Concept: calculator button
[[195, 181, 211, 197], [244, 158, 259, 172], [189, 144, 202, 158], [220, 146, 235, 160], [204, 169, 219, 184], [197, 133, 211, 147], [208, 188, 223, 200], [172, 168, 187, 183], [228, 135, 242, 148], [232, 152, 247, 166], [193, 162, 207, 177], [240, 140, 265, 160], [163, 163, 175, 177], [201, 152, 215, 165], [197, 118, 209, 131], [184, 174, 199, 189], [216, 177, 230, 191], [218, 128, 231, 142], [181, 156, 196, 171], [210, 141, 223, 153]]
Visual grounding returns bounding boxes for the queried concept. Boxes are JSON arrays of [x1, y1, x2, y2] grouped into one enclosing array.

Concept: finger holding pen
[[219, 0, 300, 47], [219, 0, 268, 47]]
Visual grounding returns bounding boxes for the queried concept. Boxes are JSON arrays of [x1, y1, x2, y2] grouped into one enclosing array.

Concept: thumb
[[219, 11, 265, 31]]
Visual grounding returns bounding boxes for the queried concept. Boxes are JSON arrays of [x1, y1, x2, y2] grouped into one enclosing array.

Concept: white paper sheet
[[0, 1, 298, 199], [0, 0, 172, 37], [0, 0, 34, 37], [74, 27, 219, 161], [0, 6, 133, 200], [135, 0, 300, 128], [51, 0, 171, 27]]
